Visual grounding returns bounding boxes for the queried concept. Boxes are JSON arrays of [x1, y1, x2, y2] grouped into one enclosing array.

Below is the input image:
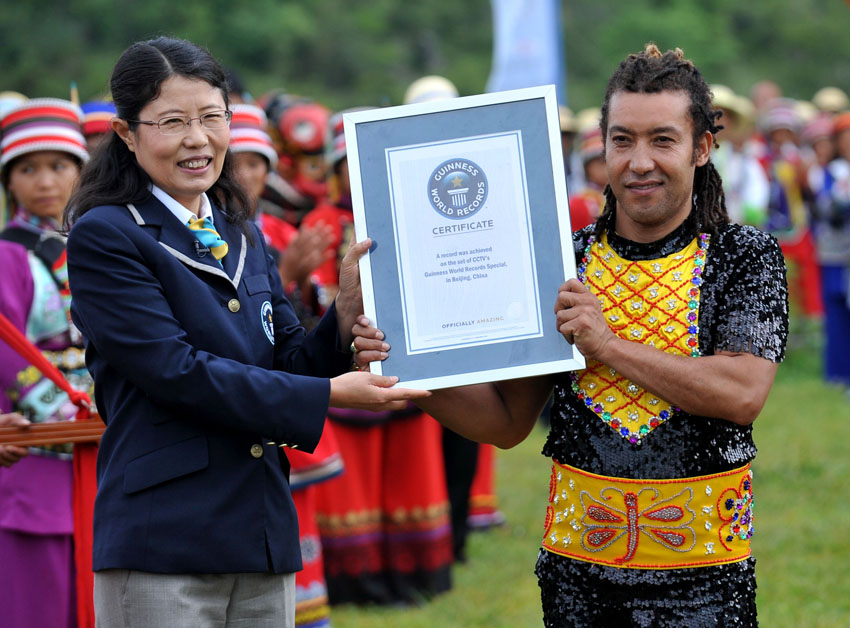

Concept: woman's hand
[[334, 236, 371, 345], [329, 371, 430, 412], [0, 413, 30, 468], [350, 315, 389, 371]]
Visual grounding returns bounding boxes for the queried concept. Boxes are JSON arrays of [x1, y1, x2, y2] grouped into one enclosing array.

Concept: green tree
[[1, 1, 847, 113]]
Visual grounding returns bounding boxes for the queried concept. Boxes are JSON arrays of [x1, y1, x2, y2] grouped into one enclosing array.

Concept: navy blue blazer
[[67, 195, 351, 574]]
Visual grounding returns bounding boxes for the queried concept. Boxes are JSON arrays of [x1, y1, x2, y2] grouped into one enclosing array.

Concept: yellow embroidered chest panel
[[570, 233, 708, 443]]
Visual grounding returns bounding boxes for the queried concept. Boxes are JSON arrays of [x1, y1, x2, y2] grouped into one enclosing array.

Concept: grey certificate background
[[355, 97, 577, 382]]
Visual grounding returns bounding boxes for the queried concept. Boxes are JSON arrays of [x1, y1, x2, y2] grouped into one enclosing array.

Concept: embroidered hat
[[0, 98, 88, 169], [578, 126, 604, 163], [81, 100, 116, 137], [278, 102, 330, 155], [759, 98, 802, 134], [228, 104, 278, 170], [801, 114, 834, 145]]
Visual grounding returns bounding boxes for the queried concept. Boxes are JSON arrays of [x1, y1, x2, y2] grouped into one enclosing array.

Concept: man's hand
[[554, 278, 617, 361]]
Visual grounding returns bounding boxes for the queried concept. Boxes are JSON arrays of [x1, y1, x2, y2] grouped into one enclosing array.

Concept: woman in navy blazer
[[63, 37, 425, 628]]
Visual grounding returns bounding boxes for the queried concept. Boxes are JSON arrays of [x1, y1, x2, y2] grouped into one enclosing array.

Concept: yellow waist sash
[[541, 461, 754, 569]]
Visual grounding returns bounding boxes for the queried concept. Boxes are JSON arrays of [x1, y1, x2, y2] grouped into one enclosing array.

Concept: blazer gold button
[[228, 299, 241, 313], [250, 444, 263, 458]]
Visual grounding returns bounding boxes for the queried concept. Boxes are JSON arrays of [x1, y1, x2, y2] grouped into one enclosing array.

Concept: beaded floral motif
[[717, 469, 755, 548], [570, 233, 710, 443]]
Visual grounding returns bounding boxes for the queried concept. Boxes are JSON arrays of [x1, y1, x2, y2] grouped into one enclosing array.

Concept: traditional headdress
[[228, 104, 278, 170], [81, 100, 116, 137], [1, 98, 88, 169]]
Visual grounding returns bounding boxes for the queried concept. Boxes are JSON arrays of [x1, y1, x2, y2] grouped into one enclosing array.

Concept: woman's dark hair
[[593, 43, 729, 239], [64, 37, 251, 230]]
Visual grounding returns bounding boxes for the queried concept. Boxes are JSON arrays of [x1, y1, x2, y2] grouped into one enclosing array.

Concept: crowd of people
[[0, 34, 845, 628], [0, 40, 505, 628], [560, 80, 850, 389]]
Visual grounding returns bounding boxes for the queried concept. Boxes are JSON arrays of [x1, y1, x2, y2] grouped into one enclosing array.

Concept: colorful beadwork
[[570, 233, 710, 443]]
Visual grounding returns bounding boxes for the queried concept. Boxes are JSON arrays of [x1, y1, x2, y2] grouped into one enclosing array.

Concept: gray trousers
[[94, 570, 296, 628]]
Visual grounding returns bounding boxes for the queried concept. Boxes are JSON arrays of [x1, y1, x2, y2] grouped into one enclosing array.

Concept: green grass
[[331, 329, 850, 627]]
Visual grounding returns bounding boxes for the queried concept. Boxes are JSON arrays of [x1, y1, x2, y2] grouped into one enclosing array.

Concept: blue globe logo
[[427, 158, 488, 220]]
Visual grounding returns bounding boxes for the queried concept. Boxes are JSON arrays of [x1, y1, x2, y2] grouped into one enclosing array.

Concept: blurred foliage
[[2, 0, 848, 112]]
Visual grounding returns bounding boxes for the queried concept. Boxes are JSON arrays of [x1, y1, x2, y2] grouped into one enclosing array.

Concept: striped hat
[[759, 98, 802, 134], [81, 100, 116, 137], [326, 107, 373, 166], [228, 104, 278, 170], [1, 98, 88, 169]]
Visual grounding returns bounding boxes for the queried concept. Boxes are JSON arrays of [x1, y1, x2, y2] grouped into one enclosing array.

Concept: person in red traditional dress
[[229, 103, 342, 627], [309, 107, 454, 604], [568, 123, 608, 232]]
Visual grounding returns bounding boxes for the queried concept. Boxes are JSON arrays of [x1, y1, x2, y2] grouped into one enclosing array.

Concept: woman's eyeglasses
[[128, 110, 232, 135]]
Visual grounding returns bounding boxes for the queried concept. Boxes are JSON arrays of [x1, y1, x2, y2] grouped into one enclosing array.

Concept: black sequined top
[[543, 217, 789, 479], [535, 216, 789, 627]]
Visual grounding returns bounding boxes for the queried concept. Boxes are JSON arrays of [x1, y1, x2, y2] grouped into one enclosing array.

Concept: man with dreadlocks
[[352, 44, 789, 625]]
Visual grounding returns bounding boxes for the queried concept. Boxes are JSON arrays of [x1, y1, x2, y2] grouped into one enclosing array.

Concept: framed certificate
[[345, 85, 585, 390]]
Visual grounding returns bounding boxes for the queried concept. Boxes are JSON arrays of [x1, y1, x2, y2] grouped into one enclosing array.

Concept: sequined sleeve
[[700, 225, 789, 362]]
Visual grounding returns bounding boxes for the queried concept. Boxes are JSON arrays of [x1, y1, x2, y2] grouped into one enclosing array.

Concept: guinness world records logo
[[261, 301, 275, 344], [427, 158, 488, 219]]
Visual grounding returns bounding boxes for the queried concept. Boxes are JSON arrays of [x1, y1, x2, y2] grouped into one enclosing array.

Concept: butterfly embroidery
[[579, 487, 696, 563]]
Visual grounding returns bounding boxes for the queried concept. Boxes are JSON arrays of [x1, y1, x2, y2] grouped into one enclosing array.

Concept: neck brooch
[[570, 232, 710, 444]]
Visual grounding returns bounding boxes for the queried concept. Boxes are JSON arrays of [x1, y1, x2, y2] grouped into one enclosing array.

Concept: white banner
[[486, 0, 564, 96]]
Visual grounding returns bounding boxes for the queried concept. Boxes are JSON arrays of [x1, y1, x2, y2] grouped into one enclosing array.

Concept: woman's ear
[[112, 118, 134, 152]]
